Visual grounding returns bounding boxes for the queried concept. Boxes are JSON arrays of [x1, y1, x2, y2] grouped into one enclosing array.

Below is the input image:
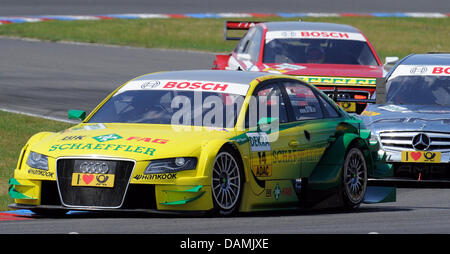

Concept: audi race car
[[9, 70, 395, 216], [360, 53, 450, 186], [213, 20, 398, 114]]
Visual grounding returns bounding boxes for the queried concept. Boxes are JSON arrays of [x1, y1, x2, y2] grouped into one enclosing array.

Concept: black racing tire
[[341, 145, 368, 210], [210, 147, 244, 216]]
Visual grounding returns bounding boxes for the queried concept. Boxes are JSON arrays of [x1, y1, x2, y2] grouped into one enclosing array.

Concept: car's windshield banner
[[390, 65, 450, 79], [296, 76, 376, 86], [116, 79, 250, 96], [265, 30, 366, 42]]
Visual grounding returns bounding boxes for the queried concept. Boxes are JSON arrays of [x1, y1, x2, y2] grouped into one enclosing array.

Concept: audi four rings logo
[[80, 161, 109, 174], [412, 133, 431, 151]]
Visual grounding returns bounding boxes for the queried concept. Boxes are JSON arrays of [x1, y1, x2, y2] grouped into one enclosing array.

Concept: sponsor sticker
[[265, 30, 367, 42], [338, 102, 356, 112], [251, 151, 273, 177], [247, 132, 271, 152], [92, 134, 122, 142], [116, 79, 250, 96], [360, 110, 381, 117], [133, 173, 177, 182], [71, 173, 115, 187], [48, 143, 156, 156], [401, 151, 441, 163], [297, 76, 376, 86], [126, 136, 169, 144], [390, 65, 450, 79], [262, 63, 306, 73]]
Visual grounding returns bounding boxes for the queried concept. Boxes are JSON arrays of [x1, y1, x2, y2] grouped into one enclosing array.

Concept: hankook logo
[[412, 133, 431, 151]]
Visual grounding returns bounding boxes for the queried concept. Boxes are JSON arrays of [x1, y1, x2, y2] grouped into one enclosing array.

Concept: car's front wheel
[[341, 146, 368, 209], [211, 148, 243, 216]]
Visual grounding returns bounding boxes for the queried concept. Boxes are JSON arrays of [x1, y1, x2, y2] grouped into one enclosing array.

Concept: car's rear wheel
[[211, 149, 243, 216], [341, 146, 368, 209]]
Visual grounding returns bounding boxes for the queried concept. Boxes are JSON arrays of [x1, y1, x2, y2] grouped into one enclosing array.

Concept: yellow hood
[[30, 123, 236, 161]]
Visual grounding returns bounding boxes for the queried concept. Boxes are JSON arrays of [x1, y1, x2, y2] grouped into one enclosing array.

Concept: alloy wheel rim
[[344, 149, 367, 203], [212, 152, 241, 210]]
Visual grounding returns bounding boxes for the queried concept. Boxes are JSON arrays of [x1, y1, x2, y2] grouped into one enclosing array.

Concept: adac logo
[[92, 134, 123, 142]]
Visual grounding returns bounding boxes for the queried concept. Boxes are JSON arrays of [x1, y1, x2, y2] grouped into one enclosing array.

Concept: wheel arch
[[198, 139, 248, 181], [304, 132, 372, 207]]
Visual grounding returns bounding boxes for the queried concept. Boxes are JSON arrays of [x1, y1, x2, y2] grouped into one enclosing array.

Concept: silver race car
[[360, 53, 450, 187]]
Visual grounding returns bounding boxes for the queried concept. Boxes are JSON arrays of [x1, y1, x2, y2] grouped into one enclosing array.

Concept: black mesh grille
[[41, 180, 61, 206], [56, 159, 135, 208]]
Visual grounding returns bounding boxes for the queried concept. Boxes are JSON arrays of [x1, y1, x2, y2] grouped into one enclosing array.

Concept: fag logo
[[92, 134, 123, 142], [126, 136, 169, 144]]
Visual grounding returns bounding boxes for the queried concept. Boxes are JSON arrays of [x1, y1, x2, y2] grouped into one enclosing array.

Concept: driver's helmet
[[305, 45, 325, 64]]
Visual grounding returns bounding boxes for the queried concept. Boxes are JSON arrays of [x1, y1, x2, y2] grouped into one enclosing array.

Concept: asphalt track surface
[[0, 37, 215, 120], [0, 188, 450, 234], [0, 0, 448, 16]]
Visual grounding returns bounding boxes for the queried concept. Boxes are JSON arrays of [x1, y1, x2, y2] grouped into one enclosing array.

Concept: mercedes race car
[[9, 70, 395, 216], [360, 53, 450, 186], [213, 20, 398, 114]]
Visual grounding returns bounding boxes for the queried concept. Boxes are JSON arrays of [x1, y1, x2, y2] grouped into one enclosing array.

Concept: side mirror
[[384, 56, 399, 65], [383, 56, 399, 71], [236, 53, 251, 61], [68, 109, 86, 121]]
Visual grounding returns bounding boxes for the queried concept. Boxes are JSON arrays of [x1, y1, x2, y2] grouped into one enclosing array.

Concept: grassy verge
[[0, 111, 73, 211], [0, 17, 448, 60]]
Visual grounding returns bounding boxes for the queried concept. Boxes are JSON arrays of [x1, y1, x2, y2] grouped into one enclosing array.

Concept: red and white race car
[[213, 20, 398, 114]]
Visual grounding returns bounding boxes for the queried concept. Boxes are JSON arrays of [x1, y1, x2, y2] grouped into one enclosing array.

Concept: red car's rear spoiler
[[223, 21, 262, 40]]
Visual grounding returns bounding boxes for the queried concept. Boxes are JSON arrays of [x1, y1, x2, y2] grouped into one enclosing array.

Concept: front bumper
[[9, 177, 213, 212], [370, 148, 450, 187]]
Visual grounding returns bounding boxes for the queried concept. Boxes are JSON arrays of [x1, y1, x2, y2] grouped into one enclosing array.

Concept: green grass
[[0, 111, 73, 211], [0, 17, 448, 60]]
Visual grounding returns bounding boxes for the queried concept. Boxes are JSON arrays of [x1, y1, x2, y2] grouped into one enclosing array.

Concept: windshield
[[386, 76, 450, 106], [88, 90, 245, 128], [263, 38, 378, 66]]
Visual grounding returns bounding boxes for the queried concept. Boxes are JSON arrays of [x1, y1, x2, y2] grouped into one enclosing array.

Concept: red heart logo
[[82, 174, 94, 184], [411, 152, 422, 161]]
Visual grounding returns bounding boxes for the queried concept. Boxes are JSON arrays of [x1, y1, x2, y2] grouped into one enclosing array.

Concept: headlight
[[144, 157, 197, 174], [26, 151, 49, 171]]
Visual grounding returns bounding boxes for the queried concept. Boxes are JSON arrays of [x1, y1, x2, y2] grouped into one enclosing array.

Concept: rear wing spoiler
[[223, 21, 262, 40]]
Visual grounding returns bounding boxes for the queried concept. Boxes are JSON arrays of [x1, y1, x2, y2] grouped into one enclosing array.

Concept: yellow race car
[[9, 70, 395, 216]]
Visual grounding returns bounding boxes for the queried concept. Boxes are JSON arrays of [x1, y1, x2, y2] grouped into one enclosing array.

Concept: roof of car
[[262, 21, 361, 33], [399, 53, 450, 65], [134, 70, 274, 84]]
